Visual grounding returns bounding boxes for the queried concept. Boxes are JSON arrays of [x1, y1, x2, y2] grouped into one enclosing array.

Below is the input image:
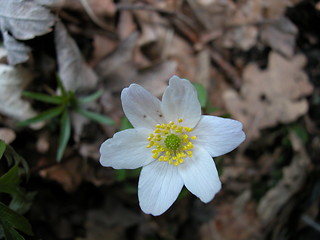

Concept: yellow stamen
[[146, 118, 196, 166]]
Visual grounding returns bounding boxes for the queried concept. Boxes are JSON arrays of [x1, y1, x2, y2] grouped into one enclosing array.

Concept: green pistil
[[164, 134, 181, 150]]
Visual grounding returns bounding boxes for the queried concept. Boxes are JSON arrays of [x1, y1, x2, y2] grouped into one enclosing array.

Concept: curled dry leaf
[[0, 0, 55, 64], [55, 20, 98, 92], [223, 52, 314, 140], [2, 31, 31, 65], [0, 63, 39, 123]]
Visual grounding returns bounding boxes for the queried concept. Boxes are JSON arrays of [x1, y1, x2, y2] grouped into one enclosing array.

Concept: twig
[[210, 50, 242, 89], [302, 215, 320, 232]]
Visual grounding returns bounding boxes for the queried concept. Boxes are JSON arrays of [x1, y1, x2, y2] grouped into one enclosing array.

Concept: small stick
[[210, 50, 242, 89]]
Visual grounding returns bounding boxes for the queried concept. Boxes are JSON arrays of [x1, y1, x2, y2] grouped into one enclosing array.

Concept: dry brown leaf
[[0, 127, 16, 144], [0, 64, 39, 123], [167, 34, 197, 80], [118, 9, 137, 40], [85, 197, 142, 240], [222, 25, 258, 51], [200, 193, 262, 240], [39, 157, 85, 192], [135, 60, 177, 97], [95, 32, 138, 90], [261, 17, 298, 57], [222, 0, 302, 51], [257, 131, 312, 225], [223, 52, 314, 140], [55, 20, 98, 93]]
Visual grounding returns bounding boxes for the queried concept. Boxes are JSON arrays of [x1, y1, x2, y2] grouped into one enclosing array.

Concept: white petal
[[121, 84, 165, 129], [193, 115, 246, 157], [161, 76, 201, 128], [100, 128, 154, 169], [178, 147, 221, 203], [138, 161, 184, 216]]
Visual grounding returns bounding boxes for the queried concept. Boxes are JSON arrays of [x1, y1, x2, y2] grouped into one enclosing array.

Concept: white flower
[[99, 76, 245, 216]]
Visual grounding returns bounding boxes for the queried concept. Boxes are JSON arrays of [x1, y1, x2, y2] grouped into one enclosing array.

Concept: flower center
[[146, 118, 196, 166], [164, 134, 181, 150]]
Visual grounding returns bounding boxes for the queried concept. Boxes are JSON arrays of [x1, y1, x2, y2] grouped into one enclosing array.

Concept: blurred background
[[0, 0, 320, 239]]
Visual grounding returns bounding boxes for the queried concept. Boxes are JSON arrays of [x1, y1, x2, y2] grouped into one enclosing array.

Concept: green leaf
[[2, 226, 26, 240], [119, 117, 133, 131], [177, 187, 189, 200], [0, 140, 6, 160], [0, 165, 20, 195], [17, 105, 64, 127], [78, 90, 103, 104], [22, 91, 64, 104], [9, 191, 36, 215], [116, 169, 126, 182], [0, 202, 33, 236], [57, 110, 71, 162], [76, 108, 115, 125], [3, 145, 29, 176], [193, 82, 208, 108], [56, 74, 67, 97], [292, 124, 309, 144]]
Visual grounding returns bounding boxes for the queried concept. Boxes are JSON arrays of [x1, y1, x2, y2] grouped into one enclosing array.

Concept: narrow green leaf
[[0, 140, 6, 159], [22, 91, 64, 104], [4, 227, 26, 240], [17, 106, 64, 127], [9, 191, 36, 215], [76, 108, 115, 125], [56, 74, 67, 97], [193, 82, 208, 108], [119, 117, 133, 131], [0, 202, 33, 236], [0, 165, 20, 195], [3, 145, 29, 176], [116, 169, 126, 182], [57, 110, 71, 162], [292, 124, 309, 144], [78, 90, 103, 104]]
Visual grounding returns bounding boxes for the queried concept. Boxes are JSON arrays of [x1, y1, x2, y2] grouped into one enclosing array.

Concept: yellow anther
[[146, 118, 195, 166], [176, 126, 183, 132], [187, 142, 194, 149], [184, 127, 193, 132], [162, 130, 169, 135]]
